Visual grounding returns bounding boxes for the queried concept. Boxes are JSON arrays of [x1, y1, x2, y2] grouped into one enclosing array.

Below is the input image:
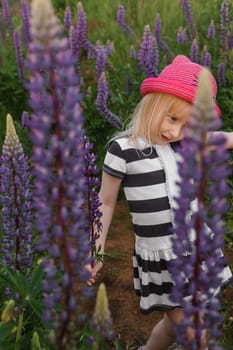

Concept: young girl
[[87, 55, 233, 350]]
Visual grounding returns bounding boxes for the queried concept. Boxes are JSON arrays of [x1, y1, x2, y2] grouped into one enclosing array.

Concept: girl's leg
[[144, 308, 208, 350], [144, 313, 176, 350], [166, 308, 208, 350]]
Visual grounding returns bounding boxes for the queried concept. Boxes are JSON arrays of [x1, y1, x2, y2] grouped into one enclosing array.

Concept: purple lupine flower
[[220, 0, 229, 52], [21, 111, 30, 129], [1, 0, 13, 36], [190, 38, 199, 63], [64, 6, 72, 31], [106, 40, 114, 56], [86, 40, 97, 59], [0, 114, 33, 272], [21, 0, 31, 44], [117, 4, 132, 37], [154, 13, 172, 56], [13, 29, 24, 81], [96, 72, 122, 128], [138, 24, 159, 77], [154, 13, 162, 41], [76, 2, 87, 48], [228, 31, 233, 49], [129, 45, 136, 59], [150, 36, 159, 77], [69, 25, 81, 81], [217, 62, 226, 86], [69, 25, 79, 59], [83, 135, 102, 265], [201, 45, 211, 69], [170, 68, 230, 349], [207, 19, 216, 39], [180, 0, 198, 40], [26, 0, 92, 344], [95, 43, 107, 80], [177, 26, 188, 44]]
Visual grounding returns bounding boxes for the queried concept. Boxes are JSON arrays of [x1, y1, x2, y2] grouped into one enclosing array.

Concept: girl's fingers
[[86, 277, 96, 286], [85, 263, 97, 285]]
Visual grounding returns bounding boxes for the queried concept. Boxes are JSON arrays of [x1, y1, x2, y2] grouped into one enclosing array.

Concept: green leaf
[[29, 266, 44, 295], [0, 322, 15, 341], [26, 300, 44, 319], [0, 268, 22, 295]]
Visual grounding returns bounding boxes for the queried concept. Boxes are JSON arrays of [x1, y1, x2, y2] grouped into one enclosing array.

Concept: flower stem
[[15, 311, 24, 350]]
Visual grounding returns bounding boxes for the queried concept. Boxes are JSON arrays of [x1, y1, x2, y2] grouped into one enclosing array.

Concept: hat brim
[[140, 78, 221, 117]]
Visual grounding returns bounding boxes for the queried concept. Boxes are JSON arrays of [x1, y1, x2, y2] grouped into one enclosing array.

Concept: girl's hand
[[85, 260, 104, 286]]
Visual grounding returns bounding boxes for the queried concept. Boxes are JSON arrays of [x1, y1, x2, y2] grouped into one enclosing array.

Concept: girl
[[87, 55, 233, 350]]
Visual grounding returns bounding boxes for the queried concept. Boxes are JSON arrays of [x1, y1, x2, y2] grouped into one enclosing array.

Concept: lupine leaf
[[29, 266, 44, 295]]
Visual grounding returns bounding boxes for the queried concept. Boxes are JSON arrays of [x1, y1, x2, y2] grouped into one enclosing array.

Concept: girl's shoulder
[[109, 135, 135, 151]]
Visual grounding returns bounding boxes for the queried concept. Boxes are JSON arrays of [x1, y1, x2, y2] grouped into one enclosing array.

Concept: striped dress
[[103, 136, 232, 313]]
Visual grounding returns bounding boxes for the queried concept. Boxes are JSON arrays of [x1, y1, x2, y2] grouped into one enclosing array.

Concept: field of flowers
[[0, 0, 233, 349]]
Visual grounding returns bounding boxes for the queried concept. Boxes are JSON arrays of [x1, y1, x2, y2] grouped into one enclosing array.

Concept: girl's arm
[[212, 131, 233, 149], [86, 171, 122, 285], [222, 131, 233, 149]]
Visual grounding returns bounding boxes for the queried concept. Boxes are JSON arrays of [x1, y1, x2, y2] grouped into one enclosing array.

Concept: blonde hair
[[113, 93, 191, 147]]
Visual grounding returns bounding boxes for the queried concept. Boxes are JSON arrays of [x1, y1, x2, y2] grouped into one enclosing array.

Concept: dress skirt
[[133, 234, 233, 314]]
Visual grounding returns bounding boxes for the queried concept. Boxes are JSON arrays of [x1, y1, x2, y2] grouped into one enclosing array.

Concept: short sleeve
[[103, 140, 126, 179]]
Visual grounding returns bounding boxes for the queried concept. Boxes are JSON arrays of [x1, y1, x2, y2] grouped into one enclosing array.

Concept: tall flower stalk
[[96, 72, 122, 128], [117, 4, 132, 37], [26, 0, 92, 347], [83, 136, 103, 265], [0, 114, 33, 273], [170, 68, 230, 349], [21, 0, 31, 45], [90, 283, 115, 348], [138, 24, 159, 77], [154, 13, 172, 57], [13, 29, 25, 81], [180, 0, 197, 40]]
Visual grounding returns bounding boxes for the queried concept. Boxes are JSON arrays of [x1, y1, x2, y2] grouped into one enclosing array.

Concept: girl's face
[[150, 99, 192, 144]]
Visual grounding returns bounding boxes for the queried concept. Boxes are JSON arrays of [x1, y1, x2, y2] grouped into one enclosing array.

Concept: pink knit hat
[[140, 55, 221, 116]]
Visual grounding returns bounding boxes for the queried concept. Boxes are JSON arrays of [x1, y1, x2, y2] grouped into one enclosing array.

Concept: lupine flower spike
[[181, 0, 197, 40], [190, 38, 199, 63], [27, 0, 92, 347], [96, 72, 122, 128], [21, 0, 31, 44], [201, 45, 211, 69], [76, 2, 87, 48], [177, 26, 188, 44], [95, 42, 107, 80], [117, 4, 132, 37], [207, 19, 216, 39], [218, 62, 226, 87], [170, 68, 230, 349], [91, 283, 115, 343], [1, 299, 15, 323], [154, 13, 172, 56], [138, 25, 159, 77], [83, 136, 103, 265], [1, 0, 13, 37], [220, 0, 230, 59], [64, 6, 72, 31], [129, 45, 136, 59], [0, 114, 33, 273], [13, 29, 25, 81]]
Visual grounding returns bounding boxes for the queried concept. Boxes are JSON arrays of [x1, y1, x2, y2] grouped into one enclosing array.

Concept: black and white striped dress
[[103, 136, 232, 313]]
